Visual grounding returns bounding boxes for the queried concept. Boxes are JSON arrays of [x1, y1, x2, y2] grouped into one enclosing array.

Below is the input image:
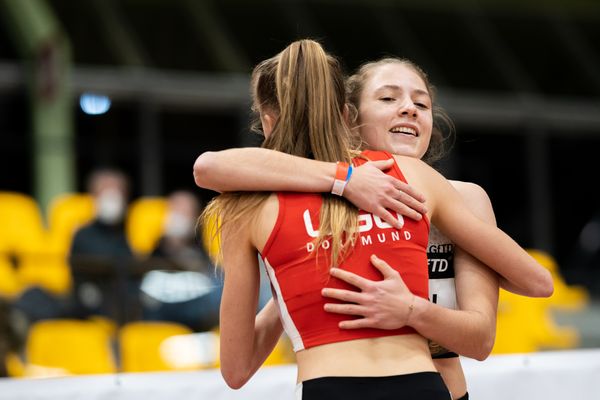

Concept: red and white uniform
[[261, 150, 430, 352]]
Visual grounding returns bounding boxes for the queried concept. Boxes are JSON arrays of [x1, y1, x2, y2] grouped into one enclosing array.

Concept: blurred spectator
[[9, 168, 137, 341], [139, 190, 223, 332], [68, 168, 139, 323]]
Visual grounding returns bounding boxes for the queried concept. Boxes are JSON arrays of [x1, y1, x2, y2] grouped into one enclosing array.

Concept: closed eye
[[379, 97, 395, 102]]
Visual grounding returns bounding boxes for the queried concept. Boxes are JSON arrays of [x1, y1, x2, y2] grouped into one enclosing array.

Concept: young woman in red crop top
[[201, 39, 551, 400], [196, 57, 552, 399], [260, 150, 430, 353]]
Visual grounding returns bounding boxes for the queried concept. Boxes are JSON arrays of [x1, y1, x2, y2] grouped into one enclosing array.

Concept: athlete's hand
[[322, 254, 415, 330], [343, 159, 426, 229]]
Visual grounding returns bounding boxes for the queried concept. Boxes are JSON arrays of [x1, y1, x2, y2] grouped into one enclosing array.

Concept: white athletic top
[[427, 224, 458, 358]]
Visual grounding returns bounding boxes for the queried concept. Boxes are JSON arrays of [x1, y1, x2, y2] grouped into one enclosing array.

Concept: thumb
[[370, 254, 401, 280], [370, 159, 394, 171]]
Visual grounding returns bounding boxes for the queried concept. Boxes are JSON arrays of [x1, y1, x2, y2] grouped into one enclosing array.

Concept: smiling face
[[356, 62, 433, 159]]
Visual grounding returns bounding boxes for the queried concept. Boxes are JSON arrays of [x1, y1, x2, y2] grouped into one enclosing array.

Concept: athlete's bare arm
[[193, 147, 427, 227], [320, 179, 534, 360], [322, 158, 552, 343], [322, 252, 496, 360], [400, 155, 553, 297], [413, 182, 498, 359], [453, 181, 541, 296], [218, 203, 282, 389]]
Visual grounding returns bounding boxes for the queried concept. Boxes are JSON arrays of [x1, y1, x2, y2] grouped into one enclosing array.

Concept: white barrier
[[1, 349, 599, 400]]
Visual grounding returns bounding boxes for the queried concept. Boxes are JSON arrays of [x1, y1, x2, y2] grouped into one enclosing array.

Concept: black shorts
[[297, 371, 451, 400]]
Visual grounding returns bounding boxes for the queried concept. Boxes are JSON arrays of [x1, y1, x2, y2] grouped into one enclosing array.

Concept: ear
[[261, 112, 276, 137], [343, 104, 350, 125]]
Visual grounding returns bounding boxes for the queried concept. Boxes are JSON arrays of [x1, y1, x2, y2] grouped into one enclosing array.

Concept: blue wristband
[[345, 164, 353, 182]]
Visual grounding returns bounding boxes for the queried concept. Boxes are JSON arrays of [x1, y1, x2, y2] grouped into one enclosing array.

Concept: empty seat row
[[4, 319, 293, 378]]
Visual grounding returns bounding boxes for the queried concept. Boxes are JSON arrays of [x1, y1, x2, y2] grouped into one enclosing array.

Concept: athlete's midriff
[[261, 150, 431, 353], [295, 334, 437, 383]]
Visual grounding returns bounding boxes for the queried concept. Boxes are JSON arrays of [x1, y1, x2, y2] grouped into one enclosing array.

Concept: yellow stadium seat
[[0, 192, 65, 295], [47, 193, 95, 255], [16, 254, 72, 295], [4, 352, 26, 378], [88, 315, 118, 337], [16, 193, 96, 295], [492, 289, 538, 354], [527, 249, 590, 311], [118, 321, 196, 372], [0, 192, 48, 255], [0, 255, 21, 299], [492, 289, 579, 354], [125, 197, 168, 255], [25, 319, 117, 376]]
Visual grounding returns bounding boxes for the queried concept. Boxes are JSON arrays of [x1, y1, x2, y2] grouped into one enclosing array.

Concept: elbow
[[463, 332, 494, 361], [471, 351, 489, 362], [473, 335, 495, 361], [223, 376, 248, 390], [510, 269, 555, 298], [221, 366, 250, 390], [465, 323, 496, 361], [457, 346, 489, 362], [193, 152, 217, 189]]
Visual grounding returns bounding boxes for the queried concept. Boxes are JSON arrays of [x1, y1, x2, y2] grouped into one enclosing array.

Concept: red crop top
[[260, 150, 430, 352]]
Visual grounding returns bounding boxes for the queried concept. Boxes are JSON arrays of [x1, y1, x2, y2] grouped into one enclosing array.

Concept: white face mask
[[96, 189, 125, 224], [164, 211, 194, 239]]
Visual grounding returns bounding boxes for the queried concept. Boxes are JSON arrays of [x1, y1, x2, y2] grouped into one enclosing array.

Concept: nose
[[398, 100, 418, 118]]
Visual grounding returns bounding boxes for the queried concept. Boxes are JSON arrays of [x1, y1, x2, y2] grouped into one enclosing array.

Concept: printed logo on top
[[427, 242, 454, 279], [303, 210, 413, 253]]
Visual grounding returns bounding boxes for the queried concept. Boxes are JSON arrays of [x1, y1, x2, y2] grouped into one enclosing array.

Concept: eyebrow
[[375, 85, 430, 98]]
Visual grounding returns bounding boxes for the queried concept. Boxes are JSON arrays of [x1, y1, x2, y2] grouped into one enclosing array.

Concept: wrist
[[321, 161, 340, 192], [405, 294, 416, 326], [406, 295, 429, 329], [331, 161, 353, 196]]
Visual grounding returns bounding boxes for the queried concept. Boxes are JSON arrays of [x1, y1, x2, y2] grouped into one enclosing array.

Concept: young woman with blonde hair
[[200, 39, 551, 399], [196, 53, 552, 400]]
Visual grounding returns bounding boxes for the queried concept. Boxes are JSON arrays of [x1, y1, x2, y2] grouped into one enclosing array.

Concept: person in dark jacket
[[69, 168, 139, 323]]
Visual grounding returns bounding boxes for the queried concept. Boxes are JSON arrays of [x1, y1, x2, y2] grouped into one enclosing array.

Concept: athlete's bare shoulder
[[449, 180, 487, 198], [448, 180, 495, 223], [391, 154, 436, 179], [252, 193, 280, 252], [392, 154, 428, 167], [391, 154, 437, 186]]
